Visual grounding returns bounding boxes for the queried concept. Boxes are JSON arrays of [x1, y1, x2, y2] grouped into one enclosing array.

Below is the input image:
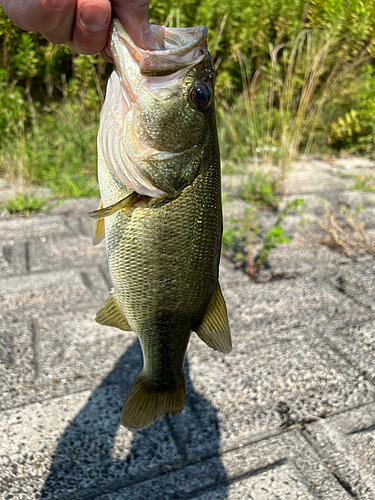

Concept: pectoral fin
[[92, 199, 105, 245], [96, 290, 132, 331], [195, 282, 232, 354], [88, 192, 139, 220]]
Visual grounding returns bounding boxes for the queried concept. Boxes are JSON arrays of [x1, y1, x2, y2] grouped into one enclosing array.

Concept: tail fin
[[121, 374, 185, 430]]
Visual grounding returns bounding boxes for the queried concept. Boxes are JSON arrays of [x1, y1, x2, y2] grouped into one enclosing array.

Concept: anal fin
[[92, 199, 105, 245], [121, 374, 185, 430], [96, 290, 132, 331], [195, 282, 232, 354]]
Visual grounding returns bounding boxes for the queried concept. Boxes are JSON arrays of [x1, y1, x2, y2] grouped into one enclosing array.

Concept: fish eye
[[189, 84, 211, 110]]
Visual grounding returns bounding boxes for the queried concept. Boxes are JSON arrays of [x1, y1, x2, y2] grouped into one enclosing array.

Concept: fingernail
[[142, 27, 156, 50], [80, 4, 108, 32]]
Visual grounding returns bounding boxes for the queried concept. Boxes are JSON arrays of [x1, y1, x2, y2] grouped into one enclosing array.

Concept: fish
[[89, 19, 231, 430]]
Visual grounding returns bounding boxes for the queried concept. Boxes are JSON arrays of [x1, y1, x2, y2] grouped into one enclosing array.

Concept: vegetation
[[222, 198, 304, 278], [301, 204, 375, 257], [0, 192, 47, 215], [1, 0, 375, 264]]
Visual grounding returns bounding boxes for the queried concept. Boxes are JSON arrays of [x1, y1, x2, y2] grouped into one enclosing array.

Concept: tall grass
[[218, 27, 371, 191]]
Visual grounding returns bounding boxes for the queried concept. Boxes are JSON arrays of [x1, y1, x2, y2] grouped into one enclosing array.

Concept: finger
[[1, 0, 74, 33], [69, 0, 111, 54], [101, 46, 113, 63], [111, 0, 155, 49], [41, 0, 76, 45]]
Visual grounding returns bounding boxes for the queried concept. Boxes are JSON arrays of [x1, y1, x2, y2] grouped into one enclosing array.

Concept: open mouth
[[112, 19, 208, 76]]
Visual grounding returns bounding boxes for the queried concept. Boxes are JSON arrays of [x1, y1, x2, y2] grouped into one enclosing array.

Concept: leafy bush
[[1, 1, 375, 200], [329, 65, 375, 153]]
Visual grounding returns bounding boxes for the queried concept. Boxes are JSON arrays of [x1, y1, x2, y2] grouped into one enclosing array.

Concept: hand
[[0, 0, 155, 56]]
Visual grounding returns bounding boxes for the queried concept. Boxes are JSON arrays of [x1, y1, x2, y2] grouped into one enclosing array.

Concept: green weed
[[352, 175, 375, 192], [222, 198, 304, 278], [0, 99, 99, 199], [0, 192, 46, 215], [339, 172, 375, 192], [238, 169, 279, 209], [247, 199, 304, 277]]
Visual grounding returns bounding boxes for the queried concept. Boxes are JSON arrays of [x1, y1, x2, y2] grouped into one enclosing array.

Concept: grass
[[338, 171, 375, 193], [217, 28, 370, 194], [351, 174, 375, 193], [0, 97, 99, 202], [301, 204, 375, 258], [0, 192, 46, 215]]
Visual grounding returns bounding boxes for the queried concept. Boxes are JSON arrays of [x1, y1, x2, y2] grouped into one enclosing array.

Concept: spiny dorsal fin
[[92, 199, 105, 245], [195, 281, 232, 354], [95, 290, 132, 331], [88, 192, 139, 220], [121, 373, 185, 430]]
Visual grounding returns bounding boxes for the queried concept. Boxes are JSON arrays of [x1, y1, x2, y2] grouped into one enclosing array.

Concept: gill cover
[[98, 20, 214, 198]]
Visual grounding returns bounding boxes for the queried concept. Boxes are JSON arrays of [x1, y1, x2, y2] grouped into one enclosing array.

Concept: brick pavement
[[0, 181, 375, 499]]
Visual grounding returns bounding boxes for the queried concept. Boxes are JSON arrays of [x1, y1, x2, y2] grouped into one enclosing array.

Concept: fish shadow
[[40, 340, 228, 499]]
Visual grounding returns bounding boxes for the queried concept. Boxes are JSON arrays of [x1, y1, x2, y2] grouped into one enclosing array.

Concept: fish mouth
[[98, 21, 212, 199], [112, 19, 207, 76]]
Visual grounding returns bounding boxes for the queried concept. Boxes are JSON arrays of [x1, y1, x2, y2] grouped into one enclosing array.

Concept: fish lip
[[112, 19, 207, 76]]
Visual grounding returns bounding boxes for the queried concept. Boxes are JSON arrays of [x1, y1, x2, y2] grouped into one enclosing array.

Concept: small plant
[[338, 172, 375, 193], [238, 168, 279, 209], [301, 204, 375, 257], [352, 174, 375, 193], [1, 192, 46, 215], [222, 198, 304, 278], [246, 199, 304, 277]]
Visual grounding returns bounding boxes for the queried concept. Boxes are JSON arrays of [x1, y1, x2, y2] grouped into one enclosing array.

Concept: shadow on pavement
[[40, 340, 228, 499]]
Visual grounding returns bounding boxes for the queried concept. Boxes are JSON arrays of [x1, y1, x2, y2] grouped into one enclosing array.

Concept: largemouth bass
[[89, 20, 231, 429]]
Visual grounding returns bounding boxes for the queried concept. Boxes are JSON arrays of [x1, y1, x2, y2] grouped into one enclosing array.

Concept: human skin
[[0, 0, 155, 57]]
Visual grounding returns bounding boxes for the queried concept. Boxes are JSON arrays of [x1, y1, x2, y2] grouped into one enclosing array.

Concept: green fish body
[[91, 21, 231, 429]]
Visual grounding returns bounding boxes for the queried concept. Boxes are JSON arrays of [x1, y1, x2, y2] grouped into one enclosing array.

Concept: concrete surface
[[1, 156, 375, 499]]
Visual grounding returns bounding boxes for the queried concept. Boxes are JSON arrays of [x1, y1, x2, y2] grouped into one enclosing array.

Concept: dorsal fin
[[95, 290, 132, 331], [92, 199, 105, 245], [195, 282, 232, 354]]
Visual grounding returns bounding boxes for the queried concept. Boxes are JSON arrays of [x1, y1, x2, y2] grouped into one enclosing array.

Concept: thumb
[[111, 0, 155, 49]]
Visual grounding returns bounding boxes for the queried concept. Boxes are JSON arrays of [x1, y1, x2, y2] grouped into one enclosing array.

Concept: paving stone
[[281, 194, 325, 217], [284, 160, 348, 195], [35, 310, 137, 382], [0, 383, 182, 500], [256, 242, 351, 280], [47, 197, 103, 240], [219, 263, 362, 335], [332, 157, 375, 174], [0, 240, 27, 276], [28, 235, 106, 273], [0, 315, 34, 392], [314, 314, 375, 382], [48, 197, 99, 216], [0, 267, 108, 314], [0, 213, 82, 241], [182, 327, 375, 454], [0, 372, 105, 411], [1, 174, 375, 499], [100, 431, 351, 500], [331, 261, 375, 310], [223, 199, 251, 221], [302, 403, 375, 499]]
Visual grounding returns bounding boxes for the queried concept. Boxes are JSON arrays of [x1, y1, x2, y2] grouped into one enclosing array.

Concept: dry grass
[[300, 204, 375, 258]]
